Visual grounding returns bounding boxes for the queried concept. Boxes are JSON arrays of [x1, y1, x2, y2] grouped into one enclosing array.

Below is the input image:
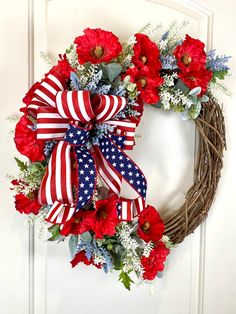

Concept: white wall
[[0, 1, 235, 314]]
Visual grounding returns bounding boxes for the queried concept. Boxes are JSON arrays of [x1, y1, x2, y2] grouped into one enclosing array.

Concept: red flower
[[125, 66, 163, 104], [137, 205, 165, 243], [70, 251, 102, 269], [141, 241, 169, 280], [91, 197, 119, 239], [14, 193, 41, 215], [174, 35, 207, 72], [74, 28, 122, 64], [132, 33, 161, 70], [52, 54, 74, 81], [60, 210, 94, 236], [14, 115, 45, 162], [179, 67, 212, 95]]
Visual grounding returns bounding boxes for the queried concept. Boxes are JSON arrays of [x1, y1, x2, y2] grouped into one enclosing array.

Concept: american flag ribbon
[[26, 70, 146, 224], [117, 197, 145, 221]]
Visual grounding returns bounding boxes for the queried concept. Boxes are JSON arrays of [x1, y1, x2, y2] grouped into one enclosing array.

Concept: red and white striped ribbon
[[104, 120, 137, 150], [39, 141, 73, 205], [93, 94, 126, 122], [119, 196, 145, 221], [45, 201, 75, 224], [94, 147, 122, 196], [56, 90, 95, 123], [37, 107, 69, 140], [27, 71, 65, 117], [34, 72, 65, 107]]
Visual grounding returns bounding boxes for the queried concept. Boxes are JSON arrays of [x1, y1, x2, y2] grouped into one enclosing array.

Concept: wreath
[[10, 22, 230, 290]]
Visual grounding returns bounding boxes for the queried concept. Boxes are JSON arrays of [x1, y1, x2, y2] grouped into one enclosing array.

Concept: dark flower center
[[189, 76, 196, 81], [142, 221, 150, 232], [182, 53, 192, 65], [74, 216, 83, 224], [139, 78, 147, 88], [96, 208, 108, 220], [92, 45, 104, 59], [140, 55, 147, 64]]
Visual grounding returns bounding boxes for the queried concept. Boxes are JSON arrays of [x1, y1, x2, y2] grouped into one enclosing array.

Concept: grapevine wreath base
[[10, 22, 229, 289], [163, 96, 226, 244]]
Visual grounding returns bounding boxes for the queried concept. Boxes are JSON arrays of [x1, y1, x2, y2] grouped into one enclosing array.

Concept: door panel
[[3, 1, 236, 314], [32, 1, 210, 314]]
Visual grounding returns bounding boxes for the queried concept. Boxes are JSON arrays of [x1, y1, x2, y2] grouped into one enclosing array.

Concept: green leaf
[[200, 95, 209, 103], [106, 63, 122, 82], [190, 102, 202, 119], [110, 251, 122, 270], [152, 101, 162, 108], [213, 70, 228, 81], [14, 157, 28, 171], [48, 224, 61, 241], [189, 86, 201, 97], [80, 231, 92, 243], [118, 271, 134, 290], [175, 79, 190, 93], [69, 235, 78, 258]]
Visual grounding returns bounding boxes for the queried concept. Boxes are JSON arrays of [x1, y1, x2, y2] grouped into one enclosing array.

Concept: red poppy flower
[[70, 250, 102, 269], [125, 66, 163, 104], [141, 241, 169, 280], [132, 33, 161, 70], [137, 205, 165, 243], [14, 193, 41, 215], [179, 67, 212, 95], [74, 28, 122, 64], [90, 196, 119, 239], [14, 115, 45, 162], [60, 210, 94, 236], [52, 54, 74, 81], [174, 35, 207, 72]]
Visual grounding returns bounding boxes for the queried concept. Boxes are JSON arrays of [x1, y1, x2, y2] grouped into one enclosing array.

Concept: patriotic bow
[[27, 70, 147, 224]]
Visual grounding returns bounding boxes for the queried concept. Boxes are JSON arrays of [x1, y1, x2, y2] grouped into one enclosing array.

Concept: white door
[[0, 0, 236, 313]]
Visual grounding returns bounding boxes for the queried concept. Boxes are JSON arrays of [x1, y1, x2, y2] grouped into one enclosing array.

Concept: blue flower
[[207, 49, 231, 72], [160, 55, 177, 70]]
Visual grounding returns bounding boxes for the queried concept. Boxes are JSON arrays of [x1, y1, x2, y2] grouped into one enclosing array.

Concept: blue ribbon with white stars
[[97, 136, 147, 200], [64, 124, 96, 211], [64, 123, 147, 212]]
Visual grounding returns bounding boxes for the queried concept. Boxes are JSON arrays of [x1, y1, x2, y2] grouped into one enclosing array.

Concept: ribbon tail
[[39, 140, 74, 206], [45, 201, 75, 224], [117, 197, 145, 222], [73, 146, 97, 212], [94, 147, 122, 197], [94, 136, 147, 215]]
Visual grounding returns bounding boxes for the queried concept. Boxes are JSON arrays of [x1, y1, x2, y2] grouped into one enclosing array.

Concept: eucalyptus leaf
[[69, 235, 78, 258], [175, 79, 189, 93], [106, 63, 122, 82], [190, 102, 202, 119], [200, 95, 209, 103], [80, 231, 92, 243], [189, 96, 198, 105], [123, 75, 130, 84], [189, 86, 201, 96]]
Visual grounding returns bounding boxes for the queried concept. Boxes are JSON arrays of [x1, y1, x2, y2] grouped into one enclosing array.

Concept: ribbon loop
[[56, 90, 95, 123], [27, 70, 147, 224]]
